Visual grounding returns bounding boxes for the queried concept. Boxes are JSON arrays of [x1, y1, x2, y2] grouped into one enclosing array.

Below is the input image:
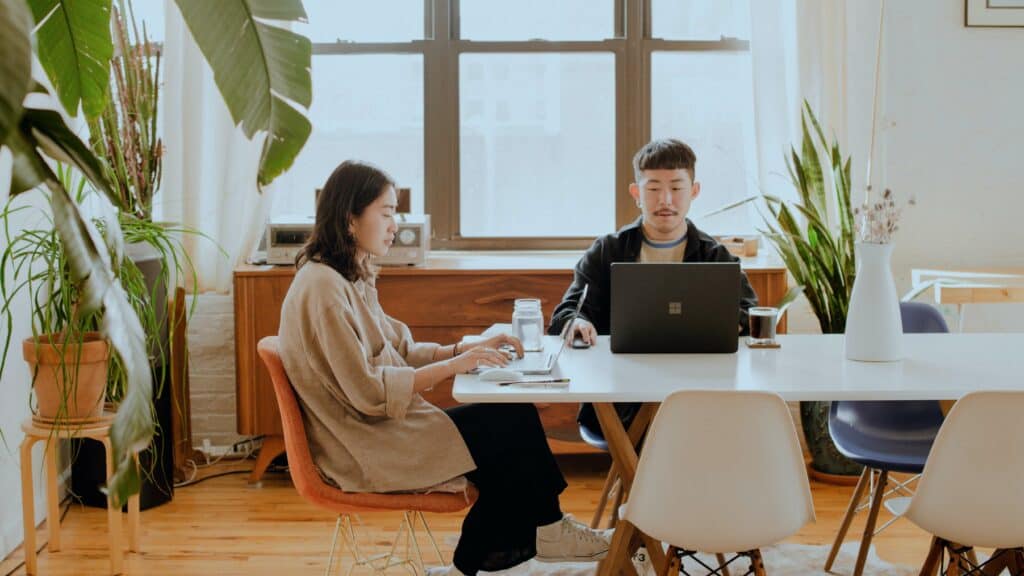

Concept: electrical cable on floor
[[175, 440, 259, 488], [2, 495, 73, 576], [173, 468, 251, 488]]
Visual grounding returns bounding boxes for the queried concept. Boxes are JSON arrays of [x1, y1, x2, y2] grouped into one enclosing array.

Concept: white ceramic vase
[[845, 242, 903, 362]]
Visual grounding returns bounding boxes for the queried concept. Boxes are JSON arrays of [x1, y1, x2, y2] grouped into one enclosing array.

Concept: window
[[278, 1, 754, 248]]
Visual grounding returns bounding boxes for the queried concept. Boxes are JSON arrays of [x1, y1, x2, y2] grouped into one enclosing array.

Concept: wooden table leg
[[21, 437, 38, 575], [248, 435, 285, 484], [594, 403, 667, 576], [45, 440, 60, 552], [102, 437, 124, 575], [592, 462, 619, 529]]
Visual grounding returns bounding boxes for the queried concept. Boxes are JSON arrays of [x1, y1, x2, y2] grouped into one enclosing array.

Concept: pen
[[498, 378, 570, 387]]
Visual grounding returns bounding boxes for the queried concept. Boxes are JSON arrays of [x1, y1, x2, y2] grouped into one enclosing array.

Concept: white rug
[[478, 542, 917, 575]]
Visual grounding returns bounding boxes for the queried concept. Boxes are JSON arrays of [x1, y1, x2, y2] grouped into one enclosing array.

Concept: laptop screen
[[550, 283, 588, 364]]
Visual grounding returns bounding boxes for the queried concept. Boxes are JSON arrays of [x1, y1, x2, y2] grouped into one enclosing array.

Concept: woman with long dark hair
[[278, 160, 610, 575]]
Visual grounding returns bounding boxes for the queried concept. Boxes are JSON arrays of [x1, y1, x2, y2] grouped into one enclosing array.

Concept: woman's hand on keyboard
[[448, 346, 513, 374], [468, 333, 524, 359]]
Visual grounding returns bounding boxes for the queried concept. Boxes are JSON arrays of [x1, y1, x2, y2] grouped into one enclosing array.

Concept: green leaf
[[18, 107, 121, 207], [0, 0, 33, 147], [800, 112, 827, 219], [173, 0, 312, 187], [27, 0, 113, 118], [776, 284, 805, 319], [699, 194, 760, 219]]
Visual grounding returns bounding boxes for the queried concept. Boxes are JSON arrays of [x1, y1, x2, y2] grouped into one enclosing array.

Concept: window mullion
[[424, 0, 457, 244], [616, 0, 649, 229]]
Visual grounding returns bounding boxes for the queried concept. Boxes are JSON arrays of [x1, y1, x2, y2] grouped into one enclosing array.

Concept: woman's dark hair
[[295, 160, 395, 281]]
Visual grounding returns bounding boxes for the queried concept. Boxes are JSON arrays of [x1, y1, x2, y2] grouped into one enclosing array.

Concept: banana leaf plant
[[0, 0, 312, 506]]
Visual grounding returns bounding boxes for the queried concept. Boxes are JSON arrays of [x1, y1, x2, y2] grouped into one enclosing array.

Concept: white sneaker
[[425, 566, 464, 576], [536, 514, 612, 562]]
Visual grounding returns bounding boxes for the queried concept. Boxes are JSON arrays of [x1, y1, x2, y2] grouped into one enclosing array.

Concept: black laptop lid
[[610, 262, 741, 353]]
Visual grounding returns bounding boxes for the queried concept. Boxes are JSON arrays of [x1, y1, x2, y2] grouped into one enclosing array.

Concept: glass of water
[[512, 298, 544, 351]]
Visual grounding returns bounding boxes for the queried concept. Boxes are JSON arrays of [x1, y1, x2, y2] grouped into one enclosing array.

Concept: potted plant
[[1, 174, 112, 426], [705, 101, 861, 478], [1, 0, 312, 506], [0, 167, 168, 428], [768, 103, 863, 479], [69, 0, 197, 510]]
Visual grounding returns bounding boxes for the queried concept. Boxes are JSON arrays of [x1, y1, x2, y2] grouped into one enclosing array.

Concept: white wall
[[0, 150, 52, 559], [785, 0, 1024, 334], [883, 0, 1024, 284]]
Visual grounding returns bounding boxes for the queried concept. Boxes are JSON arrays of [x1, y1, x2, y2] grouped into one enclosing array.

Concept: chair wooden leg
[[593, 463, 618, 529], [1013, 549, 1024, 575], [715, 553, 731, 576], [947, 549, 962, 576], [598, 519, 638, 576], [609, 476, 625, 529], [918, 536, 943, 576], [963, 547, 979, 572], [749, 549, 767, 576], [853, 470, 889, 576], [660, 546, 680, 576], [825, 467, 871, 571], [640, 532, 668, 576]]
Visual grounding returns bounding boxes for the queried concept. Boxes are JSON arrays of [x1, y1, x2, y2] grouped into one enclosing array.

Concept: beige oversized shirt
[[278, 262, 476, 493]]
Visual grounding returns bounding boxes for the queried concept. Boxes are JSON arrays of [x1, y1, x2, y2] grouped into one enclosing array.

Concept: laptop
[[610, 263, 741, 353], [506, 284, 589, 374]]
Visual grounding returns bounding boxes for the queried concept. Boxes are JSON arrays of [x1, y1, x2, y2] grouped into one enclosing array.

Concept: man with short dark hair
[[549, 138, 758, 432]]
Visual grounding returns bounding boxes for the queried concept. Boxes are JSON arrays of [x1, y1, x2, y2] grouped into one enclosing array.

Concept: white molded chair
[[904, 391, 1024, 575], [612, 390, 815, 575]]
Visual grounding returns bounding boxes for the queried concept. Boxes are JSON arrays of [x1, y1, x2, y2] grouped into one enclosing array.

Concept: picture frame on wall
[[966, 0, 1024, 27]]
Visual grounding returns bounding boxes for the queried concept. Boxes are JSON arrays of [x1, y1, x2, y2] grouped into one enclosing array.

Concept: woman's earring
[[636, 200, 642, 208]]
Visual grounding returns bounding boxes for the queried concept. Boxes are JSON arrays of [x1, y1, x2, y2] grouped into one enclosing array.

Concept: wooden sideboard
[[235, 252, 789, 481]]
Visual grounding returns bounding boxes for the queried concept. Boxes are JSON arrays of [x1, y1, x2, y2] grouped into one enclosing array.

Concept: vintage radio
[[265, 215, 314, 265], [377, 214, 430, 266]]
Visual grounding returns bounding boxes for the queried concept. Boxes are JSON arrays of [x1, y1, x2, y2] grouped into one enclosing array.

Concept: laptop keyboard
[[509, 353, 551, 371]]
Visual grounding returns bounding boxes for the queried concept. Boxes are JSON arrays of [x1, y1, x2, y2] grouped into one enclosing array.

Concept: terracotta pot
[[22, 332, 110, 422]]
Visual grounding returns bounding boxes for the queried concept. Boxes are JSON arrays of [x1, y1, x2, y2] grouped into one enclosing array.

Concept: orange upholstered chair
[[257, 336, 477, 575]]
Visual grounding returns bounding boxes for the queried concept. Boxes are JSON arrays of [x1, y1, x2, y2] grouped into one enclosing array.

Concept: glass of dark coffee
[[748, 306, 779, 346]]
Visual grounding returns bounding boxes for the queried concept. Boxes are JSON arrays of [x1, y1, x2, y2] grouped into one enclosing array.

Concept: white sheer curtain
[[750, 0, 884, 203], [157, 2, 271, 294]]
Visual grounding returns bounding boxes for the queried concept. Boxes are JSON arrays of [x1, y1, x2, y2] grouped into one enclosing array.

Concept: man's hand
[[568, 318, 598, 346]]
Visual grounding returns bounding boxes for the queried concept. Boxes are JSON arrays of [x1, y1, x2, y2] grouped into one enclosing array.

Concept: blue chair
[[824, 301, 949, 576]]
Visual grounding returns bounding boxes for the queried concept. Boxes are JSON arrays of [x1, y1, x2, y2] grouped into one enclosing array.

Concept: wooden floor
[[2, 454, 940, 576]]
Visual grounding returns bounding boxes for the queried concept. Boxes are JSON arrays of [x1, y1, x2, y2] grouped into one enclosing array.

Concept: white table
[[454, 333, 1024, 403], [453, 332, 1024, 575]]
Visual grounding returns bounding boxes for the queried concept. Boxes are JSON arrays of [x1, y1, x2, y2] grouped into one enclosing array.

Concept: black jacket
[[548, 217, 758, 337], [549, 217, 760, 436]]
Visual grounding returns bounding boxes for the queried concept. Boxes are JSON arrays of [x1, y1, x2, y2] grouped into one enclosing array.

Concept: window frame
[[310, 0, 749, 250]]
